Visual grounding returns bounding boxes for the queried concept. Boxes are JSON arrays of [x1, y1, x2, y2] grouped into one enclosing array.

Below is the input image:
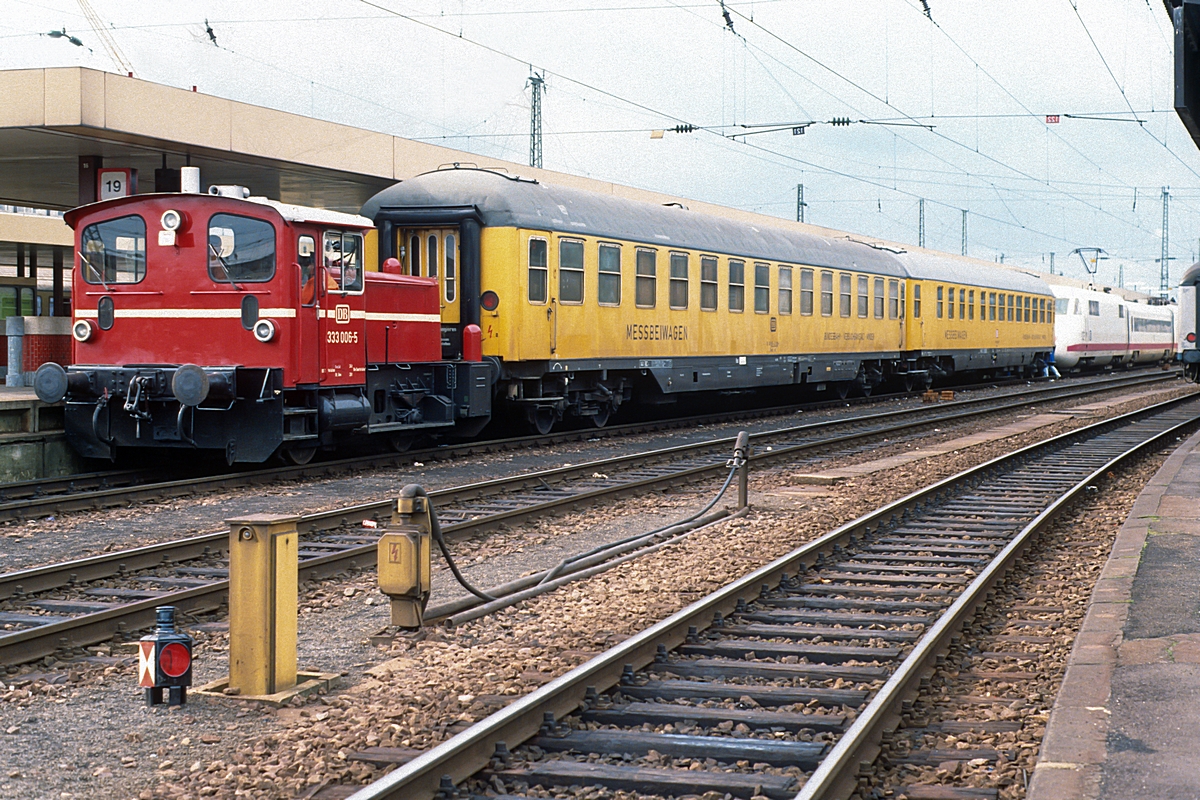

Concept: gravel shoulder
[[0, 383, 1192, 800]]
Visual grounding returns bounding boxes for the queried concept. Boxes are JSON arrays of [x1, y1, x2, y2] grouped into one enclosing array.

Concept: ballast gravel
[[0, 382, 1192, 800]]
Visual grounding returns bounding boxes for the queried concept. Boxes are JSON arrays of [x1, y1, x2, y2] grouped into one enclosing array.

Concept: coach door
[[296, 234, 320, 385], [402, 228, 462, 358], [318, 230, 366, 385], [526, 232, 554, 359]]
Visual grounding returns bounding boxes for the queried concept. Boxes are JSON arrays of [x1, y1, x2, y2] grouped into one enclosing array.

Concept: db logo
[[334, 304, 351, 324]]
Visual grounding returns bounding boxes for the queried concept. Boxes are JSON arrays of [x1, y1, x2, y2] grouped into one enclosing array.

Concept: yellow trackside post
[[377, 486, 433, 629], [227, 514, 299, 696]]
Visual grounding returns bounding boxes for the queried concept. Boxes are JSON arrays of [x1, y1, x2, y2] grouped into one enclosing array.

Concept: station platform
[[1028, 426, 1200, 800], [0, 385, 80, 480]]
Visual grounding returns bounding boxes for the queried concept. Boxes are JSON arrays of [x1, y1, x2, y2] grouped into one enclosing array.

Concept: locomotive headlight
[[72, 319, 95, 343], [253, 318, 276, 343], [160, 209, 184, 231]]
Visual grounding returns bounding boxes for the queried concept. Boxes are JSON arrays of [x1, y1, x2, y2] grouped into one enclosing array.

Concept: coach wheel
[[589, 405, 611, 429], [527, 406, 557, 436], [860, 382, 873, 398], [902, 374, 917, 393], [281, 444, 317, 466], [389, 433, 415, 453], [835, 382, 851, 400]]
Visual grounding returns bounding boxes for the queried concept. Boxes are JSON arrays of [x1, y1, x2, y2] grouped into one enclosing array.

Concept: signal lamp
[[480, 290, 500, 312], [253, 318, 276, 343], [160, 209, 185, 231], [72, 319, 95, 342], [1188, 332, 1197, 344]]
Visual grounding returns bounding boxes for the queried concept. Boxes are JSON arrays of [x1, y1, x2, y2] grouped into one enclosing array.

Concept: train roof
[[893, 251, 1053, 294], [362, 168, 907, 277]]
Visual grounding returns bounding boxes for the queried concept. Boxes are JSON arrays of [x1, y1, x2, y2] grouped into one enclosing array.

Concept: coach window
[[888, 280, 899, 319], [959, 290, 966, 319], [700, 256, 718, 311], [858, 275, 869, 317], [670, 252, 689, 309], [1088, 299, 1099, 316], [979, 289, 986, 320], [637, 249, 657, 308], [988, 292, 996, 320], [1039, 298, 1046, 323], [729, 259, 745, 312], [1001, 294, 1009, 321], [968, 290, 975, 320], [409, 234, 421, 276], [598, 243, 622, 306], [1118, 304, 1126, 319], [444, 234, 457, 302], [873, 277, 884, 319], [820, 271, 834, 316], [839, 274, 851, 317], [528, 237, 548, 303], [427, 235, 439, 279], [936, 285, 944, 318], [913, 284, 922, 318], [755, 263, 770, 313], [1010, 295, 1017, 321], [947, 287, 955, 319], [560, 239, 585, 304], [779, 266, 793, 314], [799, 268, 813, 315], [81, 214, 146, 284]]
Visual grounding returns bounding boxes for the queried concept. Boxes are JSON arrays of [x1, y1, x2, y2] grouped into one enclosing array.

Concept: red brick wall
[[22, 334, 71, 370]]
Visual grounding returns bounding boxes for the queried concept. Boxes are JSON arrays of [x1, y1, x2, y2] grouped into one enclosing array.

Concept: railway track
[[0, 370, 1174, 523], [332, 393, 1200, 800], [0, 371, 1184, 669]]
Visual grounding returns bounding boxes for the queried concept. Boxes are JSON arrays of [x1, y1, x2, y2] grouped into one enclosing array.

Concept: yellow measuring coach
[[362, 168, 1054, 432]]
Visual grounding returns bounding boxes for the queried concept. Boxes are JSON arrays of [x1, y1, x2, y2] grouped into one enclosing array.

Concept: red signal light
[[480, 290, 500, 312], [158, 642, 191, 678], [1188, 332, 1196, 343]]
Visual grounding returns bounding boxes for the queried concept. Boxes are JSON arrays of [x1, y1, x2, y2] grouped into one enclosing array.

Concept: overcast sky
[[3, 0, 1199, 292]]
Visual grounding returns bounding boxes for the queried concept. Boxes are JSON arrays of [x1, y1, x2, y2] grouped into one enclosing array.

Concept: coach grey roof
[[894, 251, 1053, 294], [362, 168, 907, 277]]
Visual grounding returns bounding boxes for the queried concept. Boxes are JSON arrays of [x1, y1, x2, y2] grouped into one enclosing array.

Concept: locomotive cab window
[[209, 214, 276, 284], [670, 252, 689, 310], [599, 243, 622, 306], [700, 255, 717, 311], [322, 231, 362, 293], [298, 235, 317, 306], [1088, 300, 1100, 316], [728, 259, 745, 312], [636, 248, 657, 308], [528, 237, 548, 303], [560, 239, 584, 304], [81, 214, 146, 285]]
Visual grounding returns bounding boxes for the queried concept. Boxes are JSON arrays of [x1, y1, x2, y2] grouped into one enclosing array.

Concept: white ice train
[[1051, 284, 1176, 371]]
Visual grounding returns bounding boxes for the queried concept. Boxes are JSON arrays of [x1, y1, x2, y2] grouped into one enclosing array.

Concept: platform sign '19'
[[97, 168, 138, 200]]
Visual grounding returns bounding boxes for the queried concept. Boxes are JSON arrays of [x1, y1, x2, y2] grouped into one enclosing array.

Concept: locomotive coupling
[[377, 485, 433, 629]]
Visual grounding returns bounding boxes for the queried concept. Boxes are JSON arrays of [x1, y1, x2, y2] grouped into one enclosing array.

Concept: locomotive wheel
[[389, 433, 415, 453], [528, 406, 557, 436], [281, 444, 317, 466]]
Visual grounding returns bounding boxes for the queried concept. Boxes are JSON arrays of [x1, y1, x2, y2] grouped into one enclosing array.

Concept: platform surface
[[1028, 426, 1200, 800]]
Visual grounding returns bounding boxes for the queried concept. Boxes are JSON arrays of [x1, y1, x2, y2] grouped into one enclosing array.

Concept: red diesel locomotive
[[34, 186, 492, 464]]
